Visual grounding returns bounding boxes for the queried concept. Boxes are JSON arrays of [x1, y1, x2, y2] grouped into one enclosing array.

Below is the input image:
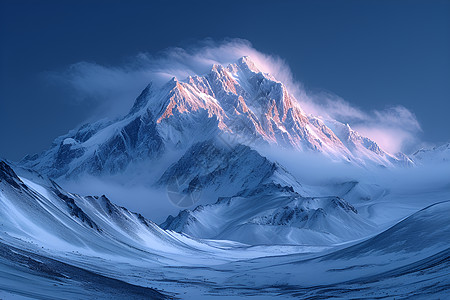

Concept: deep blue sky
[[1, 0, 449, 160]]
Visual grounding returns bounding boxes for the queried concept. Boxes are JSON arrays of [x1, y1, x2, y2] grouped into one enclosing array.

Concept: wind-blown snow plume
[[47, 39, 422, 153]]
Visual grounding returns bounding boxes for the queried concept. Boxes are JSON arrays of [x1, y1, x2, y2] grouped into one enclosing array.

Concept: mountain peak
[[21, 57, 410, 179], [210, 63, 226, 74], [129, 82, 154, 114], [237, 56, 260, 73]]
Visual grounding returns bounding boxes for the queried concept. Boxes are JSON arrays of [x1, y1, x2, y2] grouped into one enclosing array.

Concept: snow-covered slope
[[0, 160, 180, 256], [0, 161, 299, 264], [202, 201, 450, 299], [157, 139, 304, 205], [411, 142, 450, 164], [0, 240, 168, 300], [20, 56, 408, 180], [1, 160, 449, 299], [158, 139, 378, 245], [20, 111, 165, 179], [161, 182, 376, 245]]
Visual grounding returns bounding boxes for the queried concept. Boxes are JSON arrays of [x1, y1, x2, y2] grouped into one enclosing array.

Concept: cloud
[[300, 91, 422, 153], [62, 176, 175, 224], [353, 106, 422, 154], [46, 39, 301, 118], [262, 146, 450, 197], [47, 38, 423, 153]]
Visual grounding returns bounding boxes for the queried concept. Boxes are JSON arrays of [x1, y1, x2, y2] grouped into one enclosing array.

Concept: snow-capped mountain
[[20, 56, 407, 180], [10, 55, 449, 298], [158, 139, 304, 205], [161, 182, 376, 245], [14, 56, 416, 251], [158, 139, 377, 245], [411, 142, 450, 164]]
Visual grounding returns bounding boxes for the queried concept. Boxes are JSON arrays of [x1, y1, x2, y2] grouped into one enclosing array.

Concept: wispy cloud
[[47, 38, 423, 153], [301, 90, 422, 153], [353, 106, 422, 154]]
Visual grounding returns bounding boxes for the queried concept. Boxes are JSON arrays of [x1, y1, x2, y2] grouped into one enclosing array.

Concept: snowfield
[[1, 157, 449, 299]]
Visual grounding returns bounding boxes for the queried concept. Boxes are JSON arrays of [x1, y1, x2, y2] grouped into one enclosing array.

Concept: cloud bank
[[262, 147, 450, 197], [48, 38, 422, 153]]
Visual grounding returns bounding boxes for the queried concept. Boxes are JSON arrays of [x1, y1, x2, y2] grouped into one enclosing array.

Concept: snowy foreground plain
[[0, 160, 449, 299]]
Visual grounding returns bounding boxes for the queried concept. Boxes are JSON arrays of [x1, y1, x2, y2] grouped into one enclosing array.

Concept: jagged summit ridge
[[126, 56, 406, 164], [21, 56, 407, 178]]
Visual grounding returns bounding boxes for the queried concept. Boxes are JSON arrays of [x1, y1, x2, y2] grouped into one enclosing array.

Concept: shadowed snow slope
[[0, 241, 168, 300], [157, 139, 304, 204]]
